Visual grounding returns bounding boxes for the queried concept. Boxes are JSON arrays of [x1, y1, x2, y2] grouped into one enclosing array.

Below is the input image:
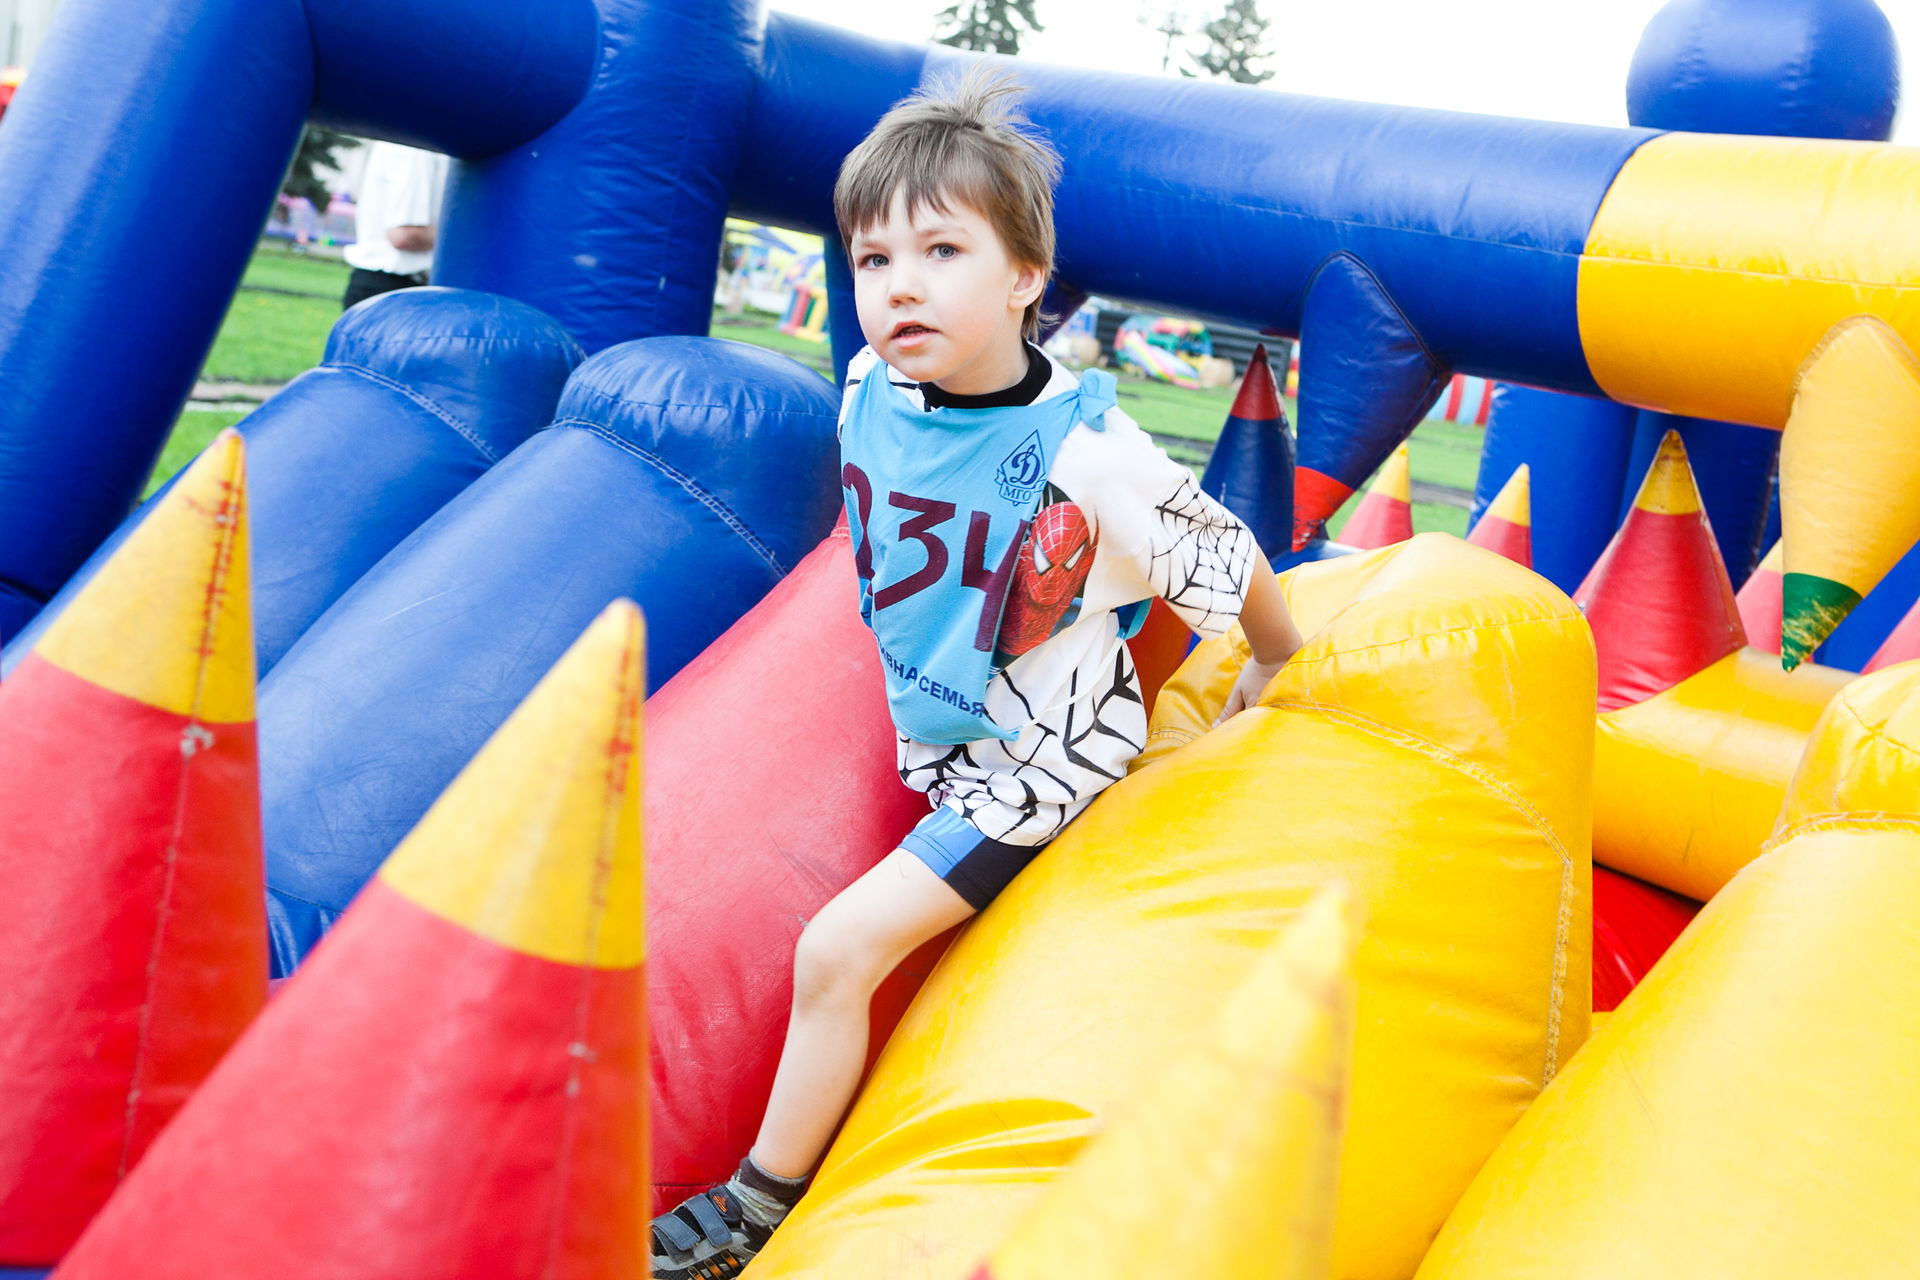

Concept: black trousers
[[342, 267, 428, 311]]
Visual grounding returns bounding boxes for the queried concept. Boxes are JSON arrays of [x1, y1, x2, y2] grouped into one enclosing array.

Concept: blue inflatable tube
[[258, 337, 840, 974], [733, 13, 1657, 394], [0, 0, 312, 640], [1473, 385, 1639, 594], [435, 0, 762, 353], [305, 0, 598, 156], [1619, 411, 1779, 588], [2, 290, 582, 678]]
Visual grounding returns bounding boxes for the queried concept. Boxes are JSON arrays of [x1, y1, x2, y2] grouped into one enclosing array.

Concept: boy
[[650, 69, 1304, 1279]]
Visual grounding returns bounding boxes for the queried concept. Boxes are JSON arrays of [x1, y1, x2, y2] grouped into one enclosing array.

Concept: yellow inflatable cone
[[53, 602, 647, 1280], [1339, 443, 1413, 549], [973, 883, 1356, 1280], [1779, 316, 1920, 668], [1417, 659, 1920, 1279], [1467, 464, 1532, 568]]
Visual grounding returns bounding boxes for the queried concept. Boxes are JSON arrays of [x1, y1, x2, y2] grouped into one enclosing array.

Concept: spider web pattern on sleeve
[[1147, 477, 1257, 637]]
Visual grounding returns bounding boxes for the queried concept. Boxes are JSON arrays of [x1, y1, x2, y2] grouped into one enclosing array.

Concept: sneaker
[[651, 1183, 771, 1279]]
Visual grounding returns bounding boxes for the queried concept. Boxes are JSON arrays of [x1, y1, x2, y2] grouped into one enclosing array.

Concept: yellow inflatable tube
[[1416, 660, 1920, 1279], [977, 884, 1356, 1280], [752, 535, 1594, 1280], [1590, 647, 1850, 902]]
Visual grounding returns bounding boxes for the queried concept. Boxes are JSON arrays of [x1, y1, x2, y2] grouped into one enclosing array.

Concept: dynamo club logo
[[996, 431, 1046, 504]]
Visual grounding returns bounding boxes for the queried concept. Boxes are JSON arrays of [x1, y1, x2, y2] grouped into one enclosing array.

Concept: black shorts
[[898, 805, 1051, 910]]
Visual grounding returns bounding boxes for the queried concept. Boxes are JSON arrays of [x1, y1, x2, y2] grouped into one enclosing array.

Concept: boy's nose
[[886, 266, 924, 305]]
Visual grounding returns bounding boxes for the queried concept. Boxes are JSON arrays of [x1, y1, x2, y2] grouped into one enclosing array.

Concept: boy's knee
[[791, 915, 885, 1008]]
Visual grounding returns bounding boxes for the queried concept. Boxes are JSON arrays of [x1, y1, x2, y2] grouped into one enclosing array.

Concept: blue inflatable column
[[0, 0, 597, 642], [0, 0, 313, 639], [1817, 538, 1920, 671], [3, 290, 583, 678], [1472, 385, 1639, 594], [257, 337, 842, 974], [1618, 411, 1779, 587], [435, 0, 764, 353], [824, 237, 865, 387], [1290, 252, 1448, 550]]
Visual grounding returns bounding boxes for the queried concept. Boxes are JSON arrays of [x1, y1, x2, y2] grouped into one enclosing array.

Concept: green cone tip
[[1780, 572, 1863, 671]]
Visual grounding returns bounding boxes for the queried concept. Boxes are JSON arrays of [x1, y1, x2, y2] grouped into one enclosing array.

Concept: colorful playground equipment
[[1112, 314, 1209, 388], [0, 0, 1917, 1275]]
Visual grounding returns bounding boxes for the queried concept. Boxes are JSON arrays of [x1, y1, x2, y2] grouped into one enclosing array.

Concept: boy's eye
[[859, 253, 888, 269], [930, 243, 959, 259]]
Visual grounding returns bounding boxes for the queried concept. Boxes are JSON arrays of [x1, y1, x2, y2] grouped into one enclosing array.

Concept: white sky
[[770, 0, 1920, 145]]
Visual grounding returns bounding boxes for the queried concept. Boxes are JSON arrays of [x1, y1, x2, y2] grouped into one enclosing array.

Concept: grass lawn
[[200, 246, 351, 384], [146, 409, 248, 498], [711, 310, 836, 378], [241, 244, 353, 299]]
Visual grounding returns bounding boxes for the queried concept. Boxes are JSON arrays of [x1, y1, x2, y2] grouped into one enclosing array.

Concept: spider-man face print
[[996, 495, 1096, 665]]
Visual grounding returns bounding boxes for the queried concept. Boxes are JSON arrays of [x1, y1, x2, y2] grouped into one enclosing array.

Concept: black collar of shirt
[[917, 343, 1050, 410]]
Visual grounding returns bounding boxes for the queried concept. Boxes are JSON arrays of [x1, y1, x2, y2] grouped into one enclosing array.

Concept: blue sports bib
[[840, 364, 1119, 744]]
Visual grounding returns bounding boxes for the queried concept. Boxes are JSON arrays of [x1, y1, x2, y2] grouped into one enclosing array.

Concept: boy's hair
[[834, 66, 1062, 340]]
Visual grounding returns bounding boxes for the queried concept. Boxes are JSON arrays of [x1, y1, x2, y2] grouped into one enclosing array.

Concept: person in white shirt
[[341, 141, 450, 310]]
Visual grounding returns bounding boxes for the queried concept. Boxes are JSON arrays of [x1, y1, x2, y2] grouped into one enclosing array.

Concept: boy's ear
[[1011, 261, 1047, 309]]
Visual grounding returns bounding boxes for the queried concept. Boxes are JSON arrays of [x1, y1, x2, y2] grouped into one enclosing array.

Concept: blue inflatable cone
[[1200, 343, 1293, 559]]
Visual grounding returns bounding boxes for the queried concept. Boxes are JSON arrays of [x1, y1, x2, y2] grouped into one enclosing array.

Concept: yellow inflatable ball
[[752, 534, 1595, 1280], [1416, 659, 1920, 1279]]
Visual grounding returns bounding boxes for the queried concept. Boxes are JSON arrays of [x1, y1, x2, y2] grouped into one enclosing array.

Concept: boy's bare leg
[[750, 848, 977, 1179]]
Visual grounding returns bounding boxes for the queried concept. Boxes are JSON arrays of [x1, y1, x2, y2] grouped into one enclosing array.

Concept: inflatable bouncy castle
[[2, 0, 1920, 1275]]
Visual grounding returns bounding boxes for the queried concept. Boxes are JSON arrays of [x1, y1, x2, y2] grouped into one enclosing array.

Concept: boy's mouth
[[890, 322, 937, 343]]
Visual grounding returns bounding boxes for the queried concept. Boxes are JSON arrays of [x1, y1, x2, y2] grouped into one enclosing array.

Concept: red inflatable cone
[[0, 432, 263, 1265], [1337, 443, 1413, 549], [1575, 431, 1745, 711], [1735, 540, 1785, 656], [647, 525, 934, 1212], [1592, 865, 1700, 1013], [53, 602, 648, 1280], [1468, 463, 1532, 568]]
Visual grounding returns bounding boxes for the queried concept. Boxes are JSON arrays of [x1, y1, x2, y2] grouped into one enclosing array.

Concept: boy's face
[[848, 189, 1046, 396]]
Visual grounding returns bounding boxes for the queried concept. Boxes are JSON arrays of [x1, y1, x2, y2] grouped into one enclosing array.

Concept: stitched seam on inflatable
[[1581, 253, 1920, 290], [1265, 695, 1577, 1085], [1764, 812, 1920, 851], [336, 362, 502, 463], [554, 420, 789, 575], [119, 462, 244, 1177]]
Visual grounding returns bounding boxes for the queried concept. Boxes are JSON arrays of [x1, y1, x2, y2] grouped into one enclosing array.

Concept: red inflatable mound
[[646, 526, 935, 1213], [1592, 865, 1700, 1013]]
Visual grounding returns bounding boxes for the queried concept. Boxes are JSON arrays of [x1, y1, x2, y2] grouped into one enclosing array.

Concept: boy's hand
[[1211, 545, 1304, 726], [1214, 655, 1288, 726]]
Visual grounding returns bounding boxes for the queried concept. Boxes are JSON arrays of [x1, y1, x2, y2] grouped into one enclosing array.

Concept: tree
[[282, 126, 361, 209], [1185, 0, 1275, 85], [934, 0, 1044, 55]]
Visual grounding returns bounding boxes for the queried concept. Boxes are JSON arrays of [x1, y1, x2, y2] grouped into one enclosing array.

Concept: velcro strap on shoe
[[652, 1209, 703, 1258], [685, 1192, 736, 1248]]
